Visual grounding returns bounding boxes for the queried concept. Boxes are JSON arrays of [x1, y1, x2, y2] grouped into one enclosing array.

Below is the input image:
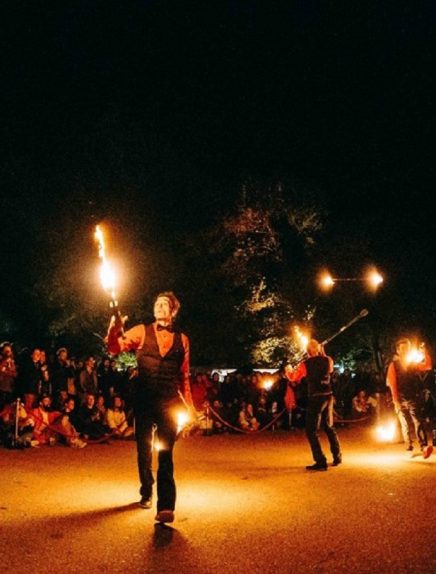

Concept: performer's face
[[154, 297, 173, 322]]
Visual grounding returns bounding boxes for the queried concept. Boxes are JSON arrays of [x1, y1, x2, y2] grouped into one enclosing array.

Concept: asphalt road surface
[[1, 425, 435, 573]]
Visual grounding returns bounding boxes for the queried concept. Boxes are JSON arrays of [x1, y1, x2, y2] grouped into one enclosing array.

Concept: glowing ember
[[94, 225, 117, 300], [375, 421, 396, 442]]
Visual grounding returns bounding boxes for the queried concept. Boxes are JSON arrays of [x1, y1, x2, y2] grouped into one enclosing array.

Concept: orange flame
[[294, 326, 309, 352], [94, 225, 116, 300], [405, 346, 425, 365], [176, 411, 190, 434]]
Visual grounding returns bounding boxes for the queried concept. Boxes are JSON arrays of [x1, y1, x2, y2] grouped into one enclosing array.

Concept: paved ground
[[1, 425, 435, 573]]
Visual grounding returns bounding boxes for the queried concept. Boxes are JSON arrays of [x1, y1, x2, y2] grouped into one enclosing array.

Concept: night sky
[[1, 1, 436, 348]]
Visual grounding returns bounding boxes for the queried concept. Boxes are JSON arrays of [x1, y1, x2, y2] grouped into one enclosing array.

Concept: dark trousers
[[395, 398, 428, 448], [305, 394, 341, 464], [134, 397, 181, 511]]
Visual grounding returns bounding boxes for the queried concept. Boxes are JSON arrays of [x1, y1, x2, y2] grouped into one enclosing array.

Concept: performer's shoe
[[332, 456, 342, 466], [155, 509, 175, 523], [139, 496, 152, 509], [406, 444, 414, 451], [306, 462, 327, 471], [422, 445, 433, 459]]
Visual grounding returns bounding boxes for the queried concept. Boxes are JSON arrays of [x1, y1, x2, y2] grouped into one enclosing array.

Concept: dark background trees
[[1, 2, 435, 366]]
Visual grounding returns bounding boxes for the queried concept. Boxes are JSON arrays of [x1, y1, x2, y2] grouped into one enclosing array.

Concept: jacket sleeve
[[285, 362, 307, 384], [106, 324, 145, 355]]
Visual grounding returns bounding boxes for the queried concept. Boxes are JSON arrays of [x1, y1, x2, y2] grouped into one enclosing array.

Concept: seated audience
[[105, 395, 134, 438], [238, 402, 260, 432], [75, 393, 110, 441], [31, 394, 62, 446]]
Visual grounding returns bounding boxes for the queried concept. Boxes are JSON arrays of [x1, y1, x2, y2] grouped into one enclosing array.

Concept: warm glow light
[[375, 421, 397, 442], [176, 411, 190, 434], [405, 346, 425, 365], [320, 272, 335, 290], [153, 440, 162, 452], [263, 379, 273, 391], [366, 268, 384, 290], [95, 225, 117, 300]]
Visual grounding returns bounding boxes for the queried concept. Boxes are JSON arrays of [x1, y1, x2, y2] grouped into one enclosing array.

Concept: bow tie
[[156, 324, 174, 332]]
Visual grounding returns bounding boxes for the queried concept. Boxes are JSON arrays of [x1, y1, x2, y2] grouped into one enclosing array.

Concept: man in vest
[[107, 291, 193, 523], [286, 339, 342, 471], [386, 338, 433, 458]]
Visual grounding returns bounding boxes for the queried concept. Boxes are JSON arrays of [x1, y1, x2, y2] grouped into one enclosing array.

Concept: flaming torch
[[176, 411, 190, 435], [375, 420, 397, 443], [294, 325, 309, 353], [94, 225, 120, 317], [405, 343, 425, 366]]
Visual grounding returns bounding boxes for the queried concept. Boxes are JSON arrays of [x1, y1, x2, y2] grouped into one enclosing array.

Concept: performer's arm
[[180, 334, 193, 407], [285, 362, 307, 384], [386, 362, 399, 403], [416, 348, 432, 372], [107, 323, 145, 355]]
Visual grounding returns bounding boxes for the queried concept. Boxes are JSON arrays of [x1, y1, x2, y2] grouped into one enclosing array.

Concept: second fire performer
[[286, 339, 342, 471]]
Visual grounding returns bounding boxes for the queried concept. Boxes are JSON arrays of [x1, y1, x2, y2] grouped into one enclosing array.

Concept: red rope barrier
[[208, 405, 287, 434]]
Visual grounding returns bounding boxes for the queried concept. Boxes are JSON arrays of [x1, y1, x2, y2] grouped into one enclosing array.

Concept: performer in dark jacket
[[286, 339, 342, 471], [107, 291, 193, 524]]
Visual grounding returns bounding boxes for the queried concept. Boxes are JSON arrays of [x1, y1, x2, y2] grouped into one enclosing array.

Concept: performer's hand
[[109, 313, 127, 333]]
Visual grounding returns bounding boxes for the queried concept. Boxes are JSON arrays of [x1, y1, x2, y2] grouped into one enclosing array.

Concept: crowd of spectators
[[0, 343, 134, 449], [0, 340, 388, 449]]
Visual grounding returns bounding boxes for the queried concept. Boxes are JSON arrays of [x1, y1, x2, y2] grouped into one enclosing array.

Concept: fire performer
[[286, 339, 342, 471], [386, 338, 433, 458], [106, 291, 193, 524]]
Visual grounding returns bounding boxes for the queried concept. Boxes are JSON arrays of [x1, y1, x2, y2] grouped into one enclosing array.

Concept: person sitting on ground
[[75, 392, 110, 441], [0, 398, 35, 447], [31, 394, 62, 446], [60, 398, 87, 448], [105, 395, 134, 438], [351, 389, 378, 419], [255, 395, 270, 427], [95, 394, 107, 420], [238, 402, 260, 432]]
